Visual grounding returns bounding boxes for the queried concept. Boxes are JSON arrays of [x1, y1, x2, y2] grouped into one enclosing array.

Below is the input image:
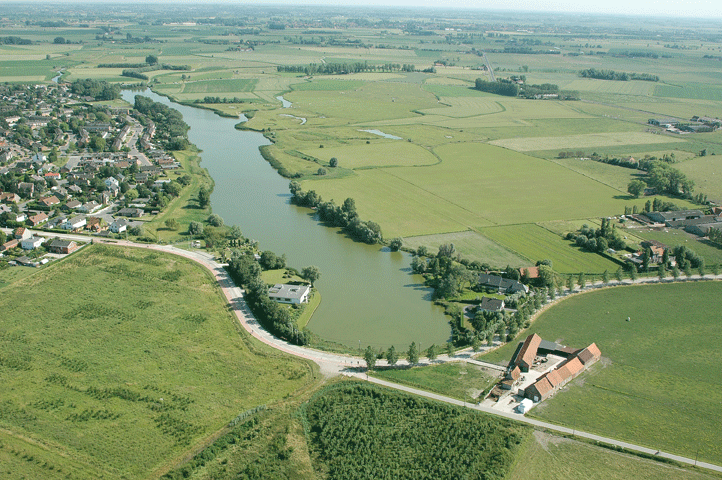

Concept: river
[[121, 90, 450, 350]]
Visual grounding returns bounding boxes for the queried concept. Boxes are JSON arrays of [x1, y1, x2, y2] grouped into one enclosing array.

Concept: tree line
[[133, 96, 190, 150], [70, 79, 121, 101], [277, 62, 415, 75], [579, 68, 659, 82], [289, 181, 383, 245]]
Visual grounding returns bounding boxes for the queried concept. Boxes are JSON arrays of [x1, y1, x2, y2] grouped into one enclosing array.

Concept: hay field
[[490, 131, 685, 152]]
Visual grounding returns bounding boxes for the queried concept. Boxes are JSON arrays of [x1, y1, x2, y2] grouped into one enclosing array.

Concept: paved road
[[6, 233, 721, 472]]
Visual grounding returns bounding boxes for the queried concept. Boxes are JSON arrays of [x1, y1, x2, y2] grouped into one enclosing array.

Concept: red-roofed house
[[39, 195, 60, 207], [515, 333, 541, 372], [519, 266, 540, 279], [28, 212, 48, 226]]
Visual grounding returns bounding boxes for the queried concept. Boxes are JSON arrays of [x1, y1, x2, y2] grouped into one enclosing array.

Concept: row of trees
[[474, 78, 518, 97], [289, 181, 383, 245], [276, 61, 414, 76], [579, 68, 659, 82]]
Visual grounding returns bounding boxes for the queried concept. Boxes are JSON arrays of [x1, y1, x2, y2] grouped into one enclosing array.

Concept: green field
[[508, 432, 720, 480], [402, 230, 529, 267], [634, 228, 722, 266], [181, 78, 257, 94], [371, 361, 500, 402], [483, 224, 621, 274], [0, 245, 314, 479], [482, 282, 722, 465]]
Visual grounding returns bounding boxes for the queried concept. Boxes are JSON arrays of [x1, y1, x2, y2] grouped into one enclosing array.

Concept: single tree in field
[[426, 344, 438, 361], [627, 179, 646, 198], [471, 337, 481, 352], [698, 259, 706, 277], [445, 342, 454, 357], [389, 238, 403, 252], [386, 345, 398, 365], [188, 221, 203, 236], [301, 265, 321, 286], [602, 270, 610, 285], [578, 272, 586, 289], [407, 342, 419, 365], [329, 157, 338, 167], [198, 186, 210, 208], [229, 225, 243, 239], [165, 218, 179, 230], [566, 274, 574, 292], [672, 265, 681, 280], [615, 267, 624, 283], [712, 263, 720, 276], [364, 346, 377, 371]]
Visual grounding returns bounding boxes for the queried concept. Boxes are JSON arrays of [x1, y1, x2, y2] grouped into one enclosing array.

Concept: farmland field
[[402, 230, 528, 267], [0, 245, 314, 479], [490, 131, 685, 152], [181, 78, 257, 94], [508, 432, 719, 480], [481, 224, 622, 273], [634, 228, 722, 266], [482, 282, 722, 465]]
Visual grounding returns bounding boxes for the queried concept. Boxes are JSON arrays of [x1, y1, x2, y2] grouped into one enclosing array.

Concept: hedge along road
[[83, 237, 721, 475]]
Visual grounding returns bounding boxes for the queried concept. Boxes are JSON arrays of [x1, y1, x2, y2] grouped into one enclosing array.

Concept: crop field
[[0, 245, 313, 479], [508, 432, 719, 480], [482, 282, 722, 465], [481, 224, 622, 273], [655, 83, 722, 101], [402, 230, 528, 267], [290, 79, 366, 91], [564, 78, 657, 95], [371, 362, 500, 402], [490, 131, 685, 152]]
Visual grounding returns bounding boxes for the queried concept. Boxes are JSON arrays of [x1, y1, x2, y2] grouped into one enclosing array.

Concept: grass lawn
[[0, 265, 39, 289], [371, 361, 500, 403], [507, 432, 720, 480], [0, 245, 315, 479], [144, 147, 213, 242], [490, 131, 685, 152], [482, 281, 722, 465], [676, 154, 722, 203], [403, 230, 529, 267]]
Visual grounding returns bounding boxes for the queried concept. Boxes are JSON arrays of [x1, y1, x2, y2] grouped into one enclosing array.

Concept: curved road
[[9, 230, 722, 473]]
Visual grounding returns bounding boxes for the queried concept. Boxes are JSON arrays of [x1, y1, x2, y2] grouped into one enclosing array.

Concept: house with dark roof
[[478, 273, 528, 294], [479, 296, 505, 312], [48, 238, 79, 254], [645, 209, 703, 225], [576, 343, 601, 366]]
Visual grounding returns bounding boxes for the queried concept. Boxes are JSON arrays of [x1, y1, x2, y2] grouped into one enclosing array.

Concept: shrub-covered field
[[482, 281, 722, 465], [301, 382, 528, 480], [0, 245, 313, 479]]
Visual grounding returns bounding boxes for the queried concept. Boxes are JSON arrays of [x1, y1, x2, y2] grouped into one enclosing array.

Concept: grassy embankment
[[482, 281, 722, 465], [0, 245, 318, 479]]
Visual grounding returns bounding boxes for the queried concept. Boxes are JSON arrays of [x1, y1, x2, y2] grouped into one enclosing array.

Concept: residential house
[[21, 236, 45, 250], [48, 238, 79, 254], [79, 201, 101, 214], [62, 216, 86, 231], [0, 238, 19, 252], [0, 192, 20, 203], [39, 195, 60, 207], [65, 199, 82, 211], [478, 273, 528, 294], [109, 218, 129, 234], [17, 182, 34, 196], [14, 227, 31, 240], [10, 212, 27, 223], [116, 207, 144, 218], [479, 296, 505, 312], [86, 216, 106, 232], [28, 212, 48, 226], [267, 284, 311, 304]]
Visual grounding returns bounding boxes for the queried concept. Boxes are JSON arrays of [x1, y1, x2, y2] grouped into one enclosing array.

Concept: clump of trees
[[474, 78, 518, 97], [301, 383, 526, 479], [579, 68, 659, 82], [566, 218, 626, 253], [133, 96, 189, 150], [71, 79, 121, 100], [289, 181, 383, 245]]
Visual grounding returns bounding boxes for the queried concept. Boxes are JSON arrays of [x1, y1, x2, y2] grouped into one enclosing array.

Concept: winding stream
[[122, 89, 450, 349]]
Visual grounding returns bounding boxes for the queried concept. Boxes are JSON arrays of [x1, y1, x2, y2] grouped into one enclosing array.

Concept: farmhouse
[[645, 209, 703, 225], [268, 284, 310, 304], [513, 333, 541, 372], [478, 273, 528, 294]]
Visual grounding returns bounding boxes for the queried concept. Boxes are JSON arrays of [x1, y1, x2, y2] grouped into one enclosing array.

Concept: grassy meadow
[[482, 281, 722, 465], [0, 245, 316, 479]]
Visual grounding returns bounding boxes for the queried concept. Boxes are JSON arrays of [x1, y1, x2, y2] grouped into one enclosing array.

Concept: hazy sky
[[149, 0, 722, 18]]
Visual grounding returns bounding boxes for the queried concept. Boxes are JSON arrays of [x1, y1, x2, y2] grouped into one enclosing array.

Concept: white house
[[267, 284, 311, 304], [79, 201, 101, 213], [104, 176, 120, 189], [516, 398, 534, 414], [21, 236, 45, 250], [62, 216, 86, 231], [109, 218, 129, 234]]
